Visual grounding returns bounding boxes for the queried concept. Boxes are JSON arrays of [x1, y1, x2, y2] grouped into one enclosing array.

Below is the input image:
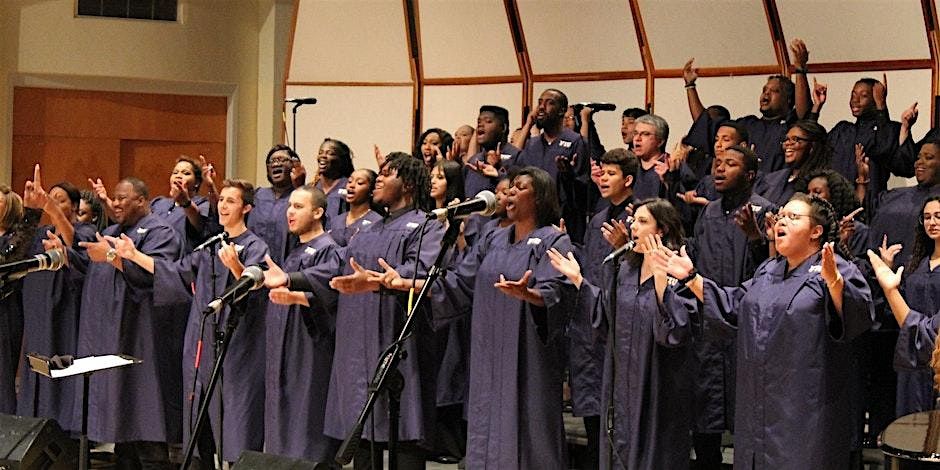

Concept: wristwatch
[[106, 248, 117, 262]]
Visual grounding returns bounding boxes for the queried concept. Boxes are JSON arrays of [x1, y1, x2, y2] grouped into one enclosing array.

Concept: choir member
[[797, 168, 868, 258], [379, 166, 576, 467], [461, 174, 513, 250], [76, 177, 188, 468], [414, 128, 454, 168], [895, 102, 938, 180], [868, 196, 940, 416], [18, 180, 96, 431], [261, 185, 342, 462], [314, 138, 355, 231], [621, 107, 647, 150], [452, 124, 475, 164], [328, 168, 382, 247], [657, 193, 874, 468], [512, 89, 590, 242], [463, 105, 520, 199], [630, 114, 670, 201], [79, 189, 109, 232], [112, 179, 269, 465], [684, 144, 773, 469], [754, 120, 831, 205], [326, 152, 443, 469], [250, 144, 301, 264], [682, 39, 811, 173], [814, 75, 904, 213], [549, 199, 697, 469], [567, 148, 638, 470]]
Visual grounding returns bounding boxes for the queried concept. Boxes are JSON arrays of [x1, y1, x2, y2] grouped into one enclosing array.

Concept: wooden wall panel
[[12, 87, 227, 202]]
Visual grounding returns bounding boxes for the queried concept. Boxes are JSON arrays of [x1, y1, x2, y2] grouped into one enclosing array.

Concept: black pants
[[692, 432, 723, 470], [353, 440, 426, 470]]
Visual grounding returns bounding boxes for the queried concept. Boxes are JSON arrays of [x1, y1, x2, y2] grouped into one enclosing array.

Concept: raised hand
[[682, 58, 698, 86], [854, 144, 870, 184], [23, 164, 47, 209], [867, 249, 902, 292], [590, 159, 603, 187], [171, 180, 191, 207], [269, 287, 310, 307], [370, 257, 408, 291], [199, 155, 218, 195], [552, 218, 567, 234], [878, 235, 902, 268], [494, 270, 534, 302], [733, 203, 762, 240], [105, 233, 137, 260], [329, 257, 381, 294], [446, 141, 460, 162], [677, 190, 708, 206], [41, 230, 68, 266], [839, 207, 863, 246], [79, 233, 114, 263], [901, 102, 919, 129], [789, 38, 808, 68], [873, 73, 887, 109], [653, 158, 669, 181], [601, 218, 629, 248], [373, 144, 385, 166], [764, 211, 778, 242], [669, 141, 691, 171], [547, 247, 582, 288], [811, 77, 827, 111], [291, 160, 307, 188], [218, 239, 245, 277], [820, 241, 840, 286], [263, 254, 288, 288], [88, 177, 111, 205]]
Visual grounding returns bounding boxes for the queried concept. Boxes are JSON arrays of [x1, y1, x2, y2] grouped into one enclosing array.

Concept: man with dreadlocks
[[323, 152, 444, 469]]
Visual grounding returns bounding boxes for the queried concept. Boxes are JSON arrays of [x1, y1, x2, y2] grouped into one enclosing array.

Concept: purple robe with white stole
[[152, 230, 268, 461], [151, 195, 210, 252], [324, 209, 444, 446], [265, 232, 341, 461], [76, 213, 188, 443], [327, 209, 382, 248], [431, 224, 576, 468], [679, 253, 873, 468]]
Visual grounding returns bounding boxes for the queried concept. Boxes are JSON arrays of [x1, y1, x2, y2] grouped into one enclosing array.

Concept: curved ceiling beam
[[627, 0, 654, 112], [503, 0, 533, 125]]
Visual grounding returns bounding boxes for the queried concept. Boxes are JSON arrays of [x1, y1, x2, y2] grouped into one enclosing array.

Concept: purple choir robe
[[869, 185, 940, 270], [827, 113, 903, 214], [151, 195, 210, 252], [686, 253, 873, 468], [77, 213, 188, 443], [894, 258, 940, 416], [513, 129, 591, 243], [317, 177, 349, 232], [633, 161, 666, 202], [578, 261, 696, 470], [736, 113, 796, 173], [265, 232, 341, 461], [248, 187, 295, 264], [463, 143, 521, 199], [567, 201, 632, 418], [327, 210, 382, 248], [152, 230, 268, 461], [685, 194, 773, 435], [432, 225, 576, 468], [754, 169, 798, 206], [324, 209, 444, 445], [17, 223, 96, 431]]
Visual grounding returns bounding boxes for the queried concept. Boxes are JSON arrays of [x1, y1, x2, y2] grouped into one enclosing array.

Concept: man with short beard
[[463, 105, 520, 199]]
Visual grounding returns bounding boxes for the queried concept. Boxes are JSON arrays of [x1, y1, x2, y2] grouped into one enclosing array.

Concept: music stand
[[28, 353, 141, 470]]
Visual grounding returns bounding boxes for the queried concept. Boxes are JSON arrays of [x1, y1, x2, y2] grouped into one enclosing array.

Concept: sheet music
[[49, 355, 138, 378]]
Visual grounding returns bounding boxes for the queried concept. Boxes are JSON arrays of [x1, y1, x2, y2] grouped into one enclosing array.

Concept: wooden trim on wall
[[404, 0, 424, 141], [532, 71, 646, 82], [627, 0, 654, 112], [805, 59, 934, 74], [762, 0, 790, 76], [285, 81, 414, 87], [281, 0, 301, 144], [654, 65, 781, 79], [423, 76, 523, 86], [922, 0, 939, 127], [504, 0, 533, 124]]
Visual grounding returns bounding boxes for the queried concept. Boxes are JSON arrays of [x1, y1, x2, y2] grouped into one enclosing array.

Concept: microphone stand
[[291, 102, 302, 154], [335, 218, 462, 468], [605, 251, 624, 470], [181, 296, 249, 470], [209, 242, 224, 468]]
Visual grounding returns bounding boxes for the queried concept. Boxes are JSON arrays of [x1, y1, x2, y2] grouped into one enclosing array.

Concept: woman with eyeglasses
[[867, 196, 940, 417], [755, 120, 832, 206], [249, 144, 303, 264], [654, 193, 874, 469]]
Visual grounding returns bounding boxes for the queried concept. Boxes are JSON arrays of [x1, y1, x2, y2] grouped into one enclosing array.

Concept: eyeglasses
[[776, 212, 812, 222], [780, 136, 811, 146], [268, 157, 293, 166]]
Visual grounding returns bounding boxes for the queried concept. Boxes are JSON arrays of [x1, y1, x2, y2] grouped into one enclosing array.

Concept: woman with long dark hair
[[756, 120, 832, 205], [314, 138, 355, 230], [657, 193, 874, 468], [414, 128, 454, 168], [328, 168, 381, 247]]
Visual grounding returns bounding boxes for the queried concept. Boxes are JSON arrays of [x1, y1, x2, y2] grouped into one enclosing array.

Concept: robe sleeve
[[824, 256, 874, 342], [653, 285, 696, 347], [429, 227, 489, 330], [895, 307, 940, 369], [697, 276, 749, 340], [299, 245, 342, 340], [394, 218, 445, 281], [152, 252, 198, 308], [122, 224, 182, 292], [528, 233, 577, 344]]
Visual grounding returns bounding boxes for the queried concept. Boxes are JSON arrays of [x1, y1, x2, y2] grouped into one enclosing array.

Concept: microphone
[[0, 249, 66, 281], [193, 232, 228, 252], [204, 265, 265, 315], [602, 240, 636, 264], [285, 97, 318, 105], [428, 190, 497, 222], [577, 102, 617, 112]]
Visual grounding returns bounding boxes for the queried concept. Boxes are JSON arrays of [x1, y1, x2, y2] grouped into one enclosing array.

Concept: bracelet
[[826, 274, 843, 289], [679, 269, 699, 286], [684, 83, 696, 89], [855, 178, 870, 185], [794, 67, 808, 74]]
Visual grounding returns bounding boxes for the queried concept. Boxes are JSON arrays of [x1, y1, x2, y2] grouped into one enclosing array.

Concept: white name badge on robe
[[500, 153, 512, 161], [559, 140, 572, 148], [527, 237, 542, 246], [136, 227, 148, 235], [809, 265, 822, 273], [338, 188, 348, 196], [406, 222, 420, 229], [304, 246, 318, 256], [361, 220, 372, 226], [233, 244, 245, 254]]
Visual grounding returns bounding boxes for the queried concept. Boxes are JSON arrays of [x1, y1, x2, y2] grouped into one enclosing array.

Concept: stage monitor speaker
[[232, 451, 332, 469], [0, 414, 77, 470]]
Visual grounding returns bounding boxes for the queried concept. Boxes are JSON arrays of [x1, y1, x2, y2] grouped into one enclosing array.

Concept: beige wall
[[1, 0, 293, 187]]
